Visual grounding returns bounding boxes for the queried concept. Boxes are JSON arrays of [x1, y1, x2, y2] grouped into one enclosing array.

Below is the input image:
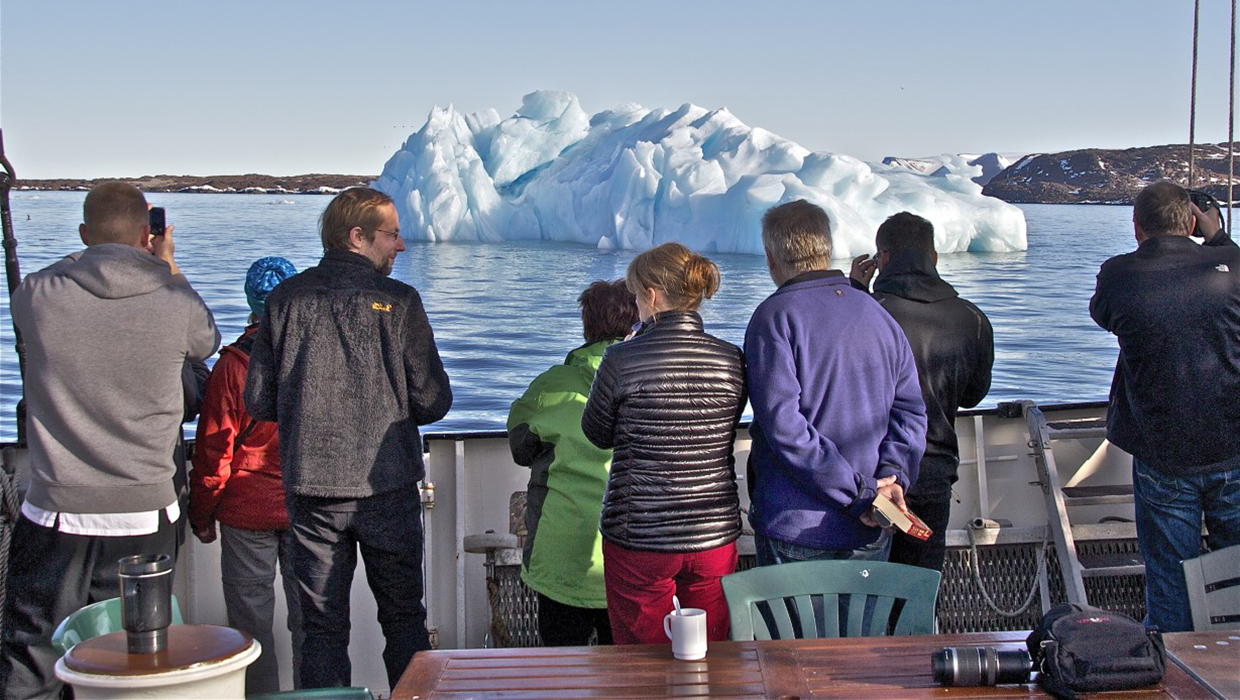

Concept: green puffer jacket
[[507, 340, 615, 609]]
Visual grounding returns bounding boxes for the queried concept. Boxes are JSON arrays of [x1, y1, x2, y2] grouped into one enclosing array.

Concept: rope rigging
[[1188, 0, 1238, 230]]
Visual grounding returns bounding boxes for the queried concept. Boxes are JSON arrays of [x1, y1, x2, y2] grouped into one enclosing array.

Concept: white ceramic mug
[[663, 607, 708, 660]]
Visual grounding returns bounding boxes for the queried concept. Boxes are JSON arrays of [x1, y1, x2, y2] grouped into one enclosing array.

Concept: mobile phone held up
[[149, 207, 166, 237]]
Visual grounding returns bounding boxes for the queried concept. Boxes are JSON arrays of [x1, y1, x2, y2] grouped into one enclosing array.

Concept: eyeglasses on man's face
[[374, 228, 401, 240]]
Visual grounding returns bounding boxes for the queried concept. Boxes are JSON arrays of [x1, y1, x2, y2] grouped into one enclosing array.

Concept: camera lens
[[932, 646, 1033, 687]]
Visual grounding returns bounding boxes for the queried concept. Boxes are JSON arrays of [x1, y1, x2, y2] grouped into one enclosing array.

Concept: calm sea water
[[0, 192, 1133, 442]]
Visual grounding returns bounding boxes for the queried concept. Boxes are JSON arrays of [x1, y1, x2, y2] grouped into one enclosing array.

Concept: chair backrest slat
[[867, 595, 897, 637], [821, 593, 840, 638], [792, 594, 817, 638]]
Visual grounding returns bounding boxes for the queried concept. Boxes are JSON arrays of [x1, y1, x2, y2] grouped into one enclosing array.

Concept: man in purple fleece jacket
[[745, 200, 927, 565]]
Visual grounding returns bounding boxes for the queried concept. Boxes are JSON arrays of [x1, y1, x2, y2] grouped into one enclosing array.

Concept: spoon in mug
[[673, 595, 682, 616]]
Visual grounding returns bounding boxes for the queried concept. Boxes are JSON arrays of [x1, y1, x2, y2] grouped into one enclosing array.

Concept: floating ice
[[375, 91, 1027, 257], [883, 152, 1015, 187]]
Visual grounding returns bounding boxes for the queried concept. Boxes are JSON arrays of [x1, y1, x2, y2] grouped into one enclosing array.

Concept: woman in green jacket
[[508, 280, 637, 646]]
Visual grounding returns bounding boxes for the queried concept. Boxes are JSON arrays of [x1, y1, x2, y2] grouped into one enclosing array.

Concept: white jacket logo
[[1217, 264, 1230, 273]]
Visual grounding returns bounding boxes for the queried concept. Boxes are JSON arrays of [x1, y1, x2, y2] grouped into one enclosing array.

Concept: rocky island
[[982, 142, 1240, 204], [15, 173, 375, 195]]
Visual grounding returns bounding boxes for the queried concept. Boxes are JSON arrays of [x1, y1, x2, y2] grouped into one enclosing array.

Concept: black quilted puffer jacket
[[582, 310, 746, 553]]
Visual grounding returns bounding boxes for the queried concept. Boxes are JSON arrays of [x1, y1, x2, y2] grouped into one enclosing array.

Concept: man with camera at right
[[1090, 180, 1240, 632]]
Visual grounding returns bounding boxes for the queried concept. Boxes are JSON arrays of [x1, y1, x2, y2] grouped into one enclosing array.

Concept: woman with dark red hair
[[508, 279, 637, 646]]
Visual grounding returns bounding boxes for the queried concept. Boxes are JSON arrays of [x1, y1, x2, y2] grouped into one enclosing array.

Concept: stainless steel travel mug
[[117, 553, 174, 654]]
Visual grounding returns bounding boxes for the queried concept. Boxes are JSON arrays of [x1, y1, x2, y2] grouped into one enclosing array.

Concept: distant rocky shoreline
[[15, 174, 375, 195]]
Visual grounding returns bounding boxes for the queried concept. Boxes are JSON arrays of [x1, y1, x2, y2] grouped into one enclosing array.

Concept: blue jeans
[[754, 531, 892, 566], [287, 488, 429, 689], [752, 531, 891, 637], [1132, 458, 1240, 632]]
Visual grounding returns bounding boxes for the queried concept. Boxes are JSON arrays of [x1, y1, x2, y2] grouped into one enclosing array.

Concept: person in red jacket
[[190, 256, 300, 693]]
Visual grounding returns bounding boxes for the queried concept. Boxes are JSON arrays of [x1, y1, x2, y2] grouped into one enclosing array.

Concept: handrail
[[418, 399, 1112, 445], [0, 399, 1115, 452]]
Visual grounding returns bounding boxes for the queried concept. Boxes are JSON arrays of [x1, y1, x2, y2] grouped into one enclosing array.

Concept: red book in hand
[[872, 493, 933, 541]]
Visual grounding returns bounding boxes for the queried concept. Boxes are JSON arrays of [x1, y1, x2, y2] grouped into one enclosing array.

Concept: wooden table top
[[392, 631, 1217, 699], [1163, 630, 1240, 700]]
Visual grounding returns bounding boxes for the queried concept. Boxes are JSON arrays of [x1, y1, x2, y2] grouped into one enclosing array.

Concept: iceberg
[[375, 90, 1026, 257]]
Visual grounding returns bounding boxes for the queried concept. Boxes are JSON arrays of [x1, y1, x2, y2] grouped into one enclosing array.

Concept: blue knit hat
[[245, 257, 297, 317]]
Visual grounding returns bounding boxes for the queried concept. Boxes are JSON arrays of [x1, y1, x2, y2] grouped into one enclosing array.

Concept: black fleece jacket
[[863, 251, 994, 497], [1091, 233, 1240, 474], [245, 249, 452, 498]]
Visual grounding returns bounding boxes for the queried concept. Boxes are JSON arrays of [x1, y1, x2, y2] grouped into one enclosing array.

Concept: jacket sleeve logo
[[371, 302, 393, 313]]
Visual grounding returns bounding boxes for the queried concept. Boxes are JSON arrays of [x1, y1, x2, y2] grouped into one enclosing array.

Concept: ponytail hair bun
[[625, 242, 721, 312], [682, 252, 720, 303]]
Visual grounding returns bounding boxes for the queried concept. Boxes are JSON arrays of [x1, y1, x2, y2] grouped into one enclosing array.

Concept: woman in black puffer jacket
[[582, 242, 746, 645]]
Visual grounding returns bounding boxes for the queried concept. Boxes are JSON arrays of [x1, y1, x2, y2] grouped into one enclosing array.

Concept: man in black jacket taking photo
[[851, 212, 994, 573], [1090, 181, 1240, 632]]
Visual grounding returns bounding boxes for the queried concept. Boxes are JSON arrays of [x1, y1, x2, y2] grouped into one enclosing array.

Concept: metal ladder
[[1018, 401, 1143, 605]]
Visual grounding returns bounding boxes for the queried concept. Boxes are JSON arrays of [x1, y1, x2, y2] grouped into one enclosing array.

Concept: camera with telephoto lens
[[1188, 188, 1225, 238], [932, 646, 1033, 687]]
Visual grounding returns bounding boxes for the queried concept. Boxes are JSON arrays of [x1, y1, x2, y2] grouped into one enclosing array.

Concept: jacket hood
[[564, 339, 614, 372], [872, 250, 958, 303], [59, 244, 176, 299]]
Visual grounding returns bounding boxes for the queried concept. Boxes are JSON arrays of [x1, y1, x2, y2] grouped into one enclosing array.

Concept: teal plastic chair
[[50, 595, 184, 655], [1182, 542, 1240, 631], [247, 689, 373, 700], [721, 559, 940, 640]]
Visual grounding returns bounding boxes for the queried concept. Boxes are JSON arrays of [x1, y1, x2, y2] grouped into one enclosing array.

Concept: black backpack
[[1026, 603, 1165, 699]]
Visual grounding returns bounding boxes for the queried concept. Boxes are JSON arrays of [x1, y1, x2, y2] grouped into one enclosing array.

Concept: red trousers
[[602, 539, 738, 645]]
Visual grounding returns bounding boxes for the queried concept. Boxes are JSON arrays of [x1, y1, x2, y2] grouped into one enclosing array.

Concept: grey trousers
[[220, 525, 304, 694]]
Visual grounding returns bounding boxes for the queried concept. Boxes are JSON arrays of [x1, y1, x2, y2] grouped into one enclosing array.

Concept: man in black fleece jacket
[[1090, 181, 1240, 632], [851, 212, 994, 573], [245, 187, 452, 688]]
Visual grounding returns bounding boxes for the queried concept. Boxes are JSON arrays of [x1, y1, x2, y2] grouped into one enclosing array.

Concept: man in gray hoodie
[[1, 182, 219, 700]]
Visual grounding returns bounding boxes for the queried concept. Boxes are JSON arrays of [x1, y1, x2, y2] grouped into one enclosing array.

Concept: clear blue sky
[[1, 0, 1235, 179]]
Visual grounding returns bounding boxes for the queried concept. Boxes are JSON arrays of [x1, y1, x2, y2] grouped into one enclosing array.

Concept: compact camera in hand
[[149, 207, 166, 237]]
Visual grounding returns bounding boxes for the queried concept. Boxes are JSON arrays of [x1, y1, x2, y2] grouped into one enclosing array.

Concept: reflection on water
[[0, 194, 1134, 441]]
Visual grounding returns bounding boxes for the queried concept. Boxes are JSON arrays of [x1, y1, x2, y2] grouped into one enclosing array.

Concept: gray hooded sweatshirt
[[12, 243, 220, 514]]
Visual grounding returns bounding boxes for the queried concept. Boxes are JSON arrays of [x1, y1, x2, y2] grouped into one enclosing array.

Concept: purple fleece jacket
[[744, 270, 927, 550]]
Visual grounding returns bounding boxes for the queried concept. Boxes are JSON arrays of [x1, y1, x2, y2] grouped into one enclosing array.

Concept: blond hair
[[319, 187, 395, 251], [625, 242, 720, 312]]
